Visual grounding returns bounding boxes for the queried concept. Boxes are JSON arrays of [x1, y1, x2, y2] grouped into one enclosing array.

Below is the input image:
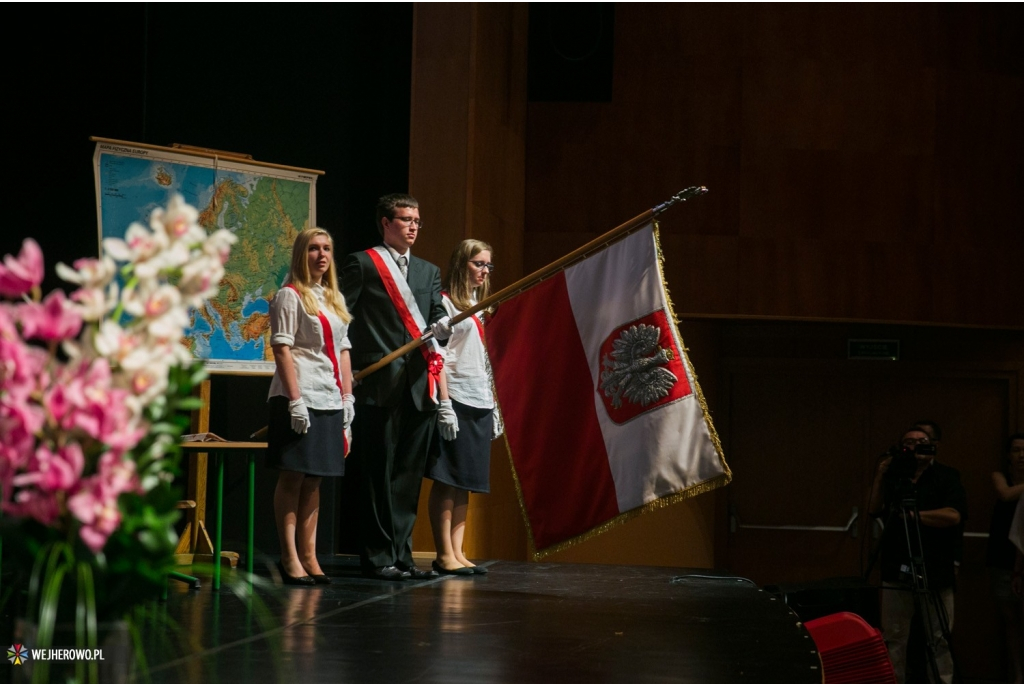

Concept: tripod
[[866, 481, 956, 683]]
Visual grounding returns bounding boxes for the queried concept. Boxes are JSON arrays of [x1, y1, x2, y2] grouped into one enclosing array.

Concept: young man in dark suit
[[340, 193, 456, 580]]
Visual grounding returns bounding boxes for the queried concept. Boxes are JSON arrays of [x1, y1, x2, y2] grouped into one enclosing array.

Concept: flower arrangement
[[0, 195, 235, 678]]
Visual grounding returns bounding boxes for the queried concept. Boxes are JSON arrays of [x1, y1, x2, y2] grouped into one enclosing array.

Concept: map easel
[[90, 136, 324, 572], [174, 379, 233, 569]]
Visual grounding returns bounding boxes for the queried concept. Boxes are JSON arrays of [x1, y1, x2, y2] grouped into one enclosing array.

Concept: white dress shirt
[[441, 295, 494, 409], [268, 283, 352, 410]]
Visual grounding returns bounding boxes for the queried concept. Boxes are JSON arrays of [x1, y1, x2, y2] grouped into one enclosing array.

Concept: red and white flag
[[487, 223, 731, 556]]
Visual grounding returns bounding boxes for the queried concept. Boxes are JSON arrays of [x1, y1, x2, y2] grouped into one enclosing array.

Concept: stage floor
[[125, 557, 822, 683]]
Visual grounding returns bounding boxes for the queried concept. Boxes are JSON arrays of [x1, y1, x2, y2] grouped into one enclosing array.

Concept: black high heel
[[309, 574, 332, 585], [277, 561, 316, 586]]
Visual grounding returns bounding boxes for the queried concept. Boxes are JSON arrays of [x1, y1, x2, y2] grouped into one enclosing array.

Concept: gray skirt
[[426, 400, 493, 493], [266, 395, 346, 477]]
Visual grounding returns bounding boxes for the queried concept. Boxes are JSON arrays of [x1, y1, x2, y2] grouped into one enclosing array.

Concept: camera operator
[[868, 427, 967, 684]]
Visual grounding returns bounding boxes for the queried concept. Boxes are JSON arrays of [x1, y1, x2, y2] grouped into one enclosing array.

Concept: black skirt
[[426, 399, 493, 493], [266, 395, 346, 477]]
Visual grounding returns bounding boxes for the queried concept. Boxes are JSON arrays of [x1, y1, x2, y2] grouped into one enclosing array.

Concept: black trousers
[[353, 393, 435, 569]]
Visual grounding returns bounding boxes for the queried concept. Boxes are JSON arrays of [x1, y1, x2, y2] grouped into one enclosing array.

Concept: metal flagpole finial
[[652, 185, 708, 215]]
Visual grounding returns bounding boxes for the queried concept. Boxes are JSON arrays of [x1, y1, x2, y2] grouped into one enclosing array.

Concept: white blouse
[[268, 284, 352, 410], [441, 295, 494, 410]]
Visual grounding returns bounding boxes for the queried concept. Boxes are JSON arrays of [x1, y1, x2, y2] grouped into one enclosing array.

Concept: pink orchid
[[97, 451, 140, 495], [0, 408, 39, 473], [0, 399, 46, 454], [0, 238, 44, 298], [1, 335, 36, 398], [17, 289, 83, 342], [96, 398, 147, 453], [67, 478, 123, 552], [42, 381, 69, 423], [59, 360, 145, 449], [12, 443, 84, 493], [5, 488, 60, 526]]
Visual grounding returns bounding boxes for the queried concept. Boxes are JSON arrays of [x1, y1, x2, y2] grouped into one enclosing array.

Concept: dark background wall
[[5, 3, 416, 561], [6, 4, 414, 289]]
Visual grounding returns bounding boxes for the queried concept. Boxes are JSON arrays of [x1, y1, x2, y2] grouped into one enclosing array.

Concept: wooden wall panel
[[408, 3, 529, 562], [525, 4, 1024, 327]]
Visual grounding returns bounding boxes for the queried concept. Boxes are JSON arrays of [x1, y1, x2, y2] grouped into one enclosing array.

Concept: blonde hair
[[285, 228, 352, 324], [443, 239, 493, 313]]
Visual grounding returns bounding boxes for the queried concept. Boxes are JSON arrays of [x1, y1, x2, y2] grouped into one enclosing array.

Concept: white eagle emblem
[[599, 324, 677, 409]]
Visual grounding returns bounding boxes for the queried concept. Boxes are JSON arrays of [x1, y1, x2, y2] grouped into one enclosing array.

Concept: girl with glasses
[[426, 239, 502, 575]]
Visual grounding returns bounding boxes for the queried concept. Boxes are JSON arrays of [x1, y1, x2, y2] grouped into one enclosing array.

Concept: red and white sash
[[441, 291, 485, 341], [286, 284, 350, 456], [366, 247, 444, 404]]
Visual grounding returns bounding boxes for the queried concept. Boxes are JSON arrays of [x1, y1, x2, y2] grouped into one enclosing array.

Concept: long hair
[[285, 228, 352, 324], [443, 239, 493, 313], [1005, 432, 1024, 485]]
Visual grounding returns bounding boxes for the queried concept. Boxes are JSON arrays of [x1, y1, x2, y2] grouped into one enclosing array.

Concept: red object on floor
[[805, 612, 896, 684]]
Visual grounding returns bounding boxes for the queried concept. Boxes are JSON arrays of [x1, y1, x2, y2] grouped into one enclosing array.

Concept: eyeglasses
[[902, 437, 930, 447], [470, 260, 495, 272], [391, 215, 423, 228]]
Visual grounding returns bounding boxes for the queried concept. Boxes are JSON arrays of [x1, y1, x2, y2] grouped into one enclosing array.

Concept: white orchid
[[150, 195, 206, 246], [121, 282, 181, 321], [92, 320, 140, 365], [55, 194, 231, 424], [125, 361, 170, 408], [178, 254, 225, 308], [55, 256, 117, 289], [133, 240, 190, 282], [203, 228, 238, 265], [103, 221, 169, 265], [145, 308, 191, 342], [70, 282, 119, 322]]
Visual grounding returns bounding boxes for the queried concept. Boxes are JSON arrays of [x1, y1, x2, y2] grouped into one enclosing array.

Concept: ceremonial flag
[[486, 223, 731, 557]]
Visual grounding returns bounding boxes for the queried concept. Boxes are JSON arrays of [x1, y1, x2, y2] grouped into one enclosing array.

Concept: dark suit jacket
[[340, 248, 446, 412]]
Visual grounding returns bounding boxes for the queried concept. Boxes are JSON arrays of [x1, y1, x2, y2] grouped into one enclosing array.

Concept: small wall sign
[[848, 339, 899, 360]]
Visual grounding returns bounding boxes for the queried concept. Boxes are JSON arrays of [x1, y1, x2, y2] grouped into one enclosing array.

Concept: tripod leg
[[923, 588, 955, 683], [881, 582, 915, 683]]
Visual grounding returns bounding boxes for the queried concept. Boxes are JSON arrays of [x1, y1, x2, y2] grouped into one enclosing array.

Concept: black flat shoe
[[309, 574, 332, 585], [277, 561, 316, 586], [467, 565, 488, 575], [431, 560, 474, 576]]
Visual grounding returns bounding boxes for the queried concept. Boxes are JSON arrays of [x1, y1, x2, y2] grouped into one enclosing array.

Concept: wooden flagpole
[[248, 186, 706, 438], [352, 185, 707, 382]]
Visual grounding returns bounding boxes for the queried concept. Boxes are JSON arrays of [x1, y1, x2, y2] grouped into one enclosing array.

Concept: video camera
[[883, 442, 937, 483]]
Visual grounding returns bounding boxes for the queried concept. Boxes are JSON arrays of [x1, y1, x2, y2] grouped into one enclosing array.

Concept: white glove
[[430, 316, 453, 341], [491, 407, 504, 440], [288, 398, 310, 435], [341, 393, 356, 430], [438, 399, 459, 441]]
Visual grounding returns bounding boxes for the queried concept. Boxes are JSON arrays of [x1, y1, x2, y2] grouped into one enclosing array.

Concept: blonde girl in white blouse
[[267, 228, 354, 585]]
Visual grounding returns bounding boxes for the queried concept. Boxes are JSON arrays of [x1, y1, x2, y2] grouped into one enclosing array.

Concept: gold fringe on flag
[[497, 220, 732, 561]]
